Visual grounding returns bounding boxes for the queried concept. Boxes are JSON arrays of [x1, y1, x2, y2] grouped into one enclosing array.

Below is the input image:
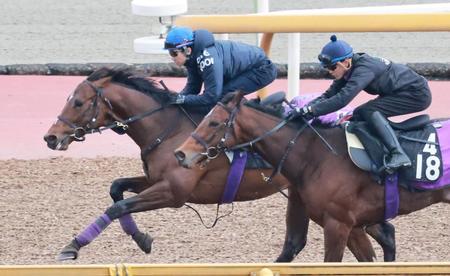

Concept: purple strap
[[384, 173, 399, 221], [75, 214, 112, 246], [221, 151, 248, 204], [119, 214, 139, 236]]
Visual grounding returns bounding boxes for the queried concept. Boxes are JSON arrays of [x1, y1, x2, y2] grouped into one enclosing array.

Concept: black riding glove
[[287, 105, 314, 121], [168, 94, 185, 105]]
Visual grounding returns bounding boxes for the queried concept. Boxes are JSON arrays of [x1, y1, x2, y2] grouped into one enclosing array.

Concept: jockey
[[163, 26, 277, 113], [291, 35, 432, 172]]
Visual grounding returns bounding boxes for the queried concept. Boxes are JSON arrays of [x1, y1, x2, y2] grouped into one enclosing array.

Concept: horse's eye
[[208, 121, 220, 127], [74, 99, 83, 108]]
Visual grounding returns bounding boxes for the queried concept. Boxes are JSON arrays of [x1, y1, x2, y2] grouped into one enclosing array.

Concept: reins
[[159, 80, 198, 128], [159, 80, 230, 229], [56, 78, 231, 229], [192, 98, 339, 200], [57, 80, 168, 141]]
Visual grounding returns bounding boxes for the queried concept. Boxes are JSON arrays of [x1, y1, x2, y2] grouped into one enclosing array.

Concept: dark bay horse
[[44, 68, 394, 261], [175, 91, 450, 262]]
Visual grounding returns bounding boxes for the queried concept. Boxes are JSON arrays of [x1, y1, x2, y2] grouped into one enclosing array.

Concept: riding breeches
[[352, 85, 432, 121], [189, 60, 278, 114], [222, 59, 277, 96]]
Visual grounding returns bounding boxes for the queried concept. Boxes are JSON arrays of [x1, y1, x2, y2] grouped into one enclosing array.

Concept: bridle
[[190, 102, 239, 160], [57, 80, 166, 142], [189, 99, 338, 190], [190, 101, 293, 160]]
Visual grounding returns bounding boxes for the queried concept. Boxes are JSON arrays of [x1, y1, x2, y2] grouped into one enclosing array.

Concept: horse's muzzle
[[43, 134, 58, 150]]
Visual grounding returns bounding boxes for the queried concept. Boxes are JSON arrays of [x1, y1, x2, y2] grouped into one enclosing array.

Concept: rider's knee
[[352, 108, 376, 122]]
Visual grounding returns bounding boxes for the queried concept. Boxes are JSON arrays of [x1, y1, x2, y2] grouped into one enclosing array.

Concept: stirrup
[[382, 155, 411, 174], [380, 158, 395, 175]]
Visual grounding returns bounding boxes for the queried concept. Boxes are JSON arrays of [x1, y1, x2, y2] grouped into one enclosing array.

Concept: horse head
[[44, 67, 174, 151], [43, 76, 121, 150], [174, 91, 246, 168]]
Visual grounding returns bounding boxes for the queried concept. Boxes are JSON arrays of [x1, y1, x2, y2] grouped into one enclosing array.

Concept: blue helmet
[[164, 26, 194, 50], [318, 35, 353, 67]]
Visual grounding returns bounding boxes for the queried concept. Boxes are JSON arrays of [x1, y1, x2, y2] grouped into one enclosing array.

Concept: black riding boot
[[369, 111, 412, 171]]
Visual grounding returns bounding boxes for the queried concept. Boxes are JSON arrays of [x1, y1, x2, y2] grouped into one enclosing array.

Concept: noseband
[[190, 102, 238, 160], [57, 81, 114, 141], [57, 80, 167, 142]]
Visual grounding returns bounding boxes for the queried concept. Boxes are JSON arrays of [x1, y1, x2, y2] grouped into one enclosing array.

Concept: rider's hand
[[168, 94, 185, 104], [287, 105, 314, 121]]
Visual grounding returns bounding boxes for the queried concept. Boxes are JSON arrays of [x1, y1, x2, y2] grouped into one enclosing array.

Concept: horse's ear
[[230, 91, 245, 107], [93, 76, 112, 88]]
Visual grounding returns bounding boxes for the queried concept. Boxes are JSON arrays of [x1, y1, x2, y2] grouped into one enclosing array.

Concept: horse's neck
[[236, 107, 336, 182], [235, 108, 301, 168], [108, 85, 190, 149]]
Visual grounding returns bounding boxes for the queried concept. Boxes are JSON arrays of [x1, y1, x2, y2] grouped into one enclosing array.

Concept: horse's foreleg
[[58, 178, 180, 261], [276, 187, 309, 262], [365, 222, 396, 262], [346, 228, 377, 262], [323, 217, 352, 262], [110, 176, 154, 254], [58, 213, 113, 261]]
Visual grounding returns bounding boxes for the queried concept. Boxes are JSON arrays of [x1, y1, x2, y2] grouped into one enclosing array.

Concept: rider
[[163, 26, 277, 113], [292, 35, 432, 172]]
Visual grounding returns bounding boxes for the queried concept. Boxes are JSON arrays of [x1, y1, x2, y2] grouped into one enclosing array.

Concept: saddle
[[345, 114, 448, 191], [260, 91, 287, 106]]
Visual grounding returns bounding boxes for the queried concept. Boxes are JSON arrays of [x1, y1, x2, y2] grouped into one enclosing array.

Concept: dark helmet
[[318, 35, 353, 67], [164, 26, 194, 50]]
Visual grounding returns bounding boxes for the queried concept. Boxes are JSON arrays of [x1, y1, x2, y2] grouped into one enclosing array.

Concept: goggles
[[325, 63, 338, 71], [169, 49, 183, 58], [318, 54, 338, 70], [318, 53, 352, 71]]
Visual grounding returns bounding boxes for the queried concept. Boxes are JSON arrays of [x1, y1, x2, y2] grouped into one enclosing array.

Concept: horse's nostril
[[174, 150, 186, 162], [44, 134, 57, 143]]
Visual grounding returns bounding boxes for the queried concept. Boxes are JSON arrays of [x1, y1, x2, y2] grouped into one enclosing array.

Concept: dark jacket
[[181, 29, 269, 106], [311, 53, 429, 116]]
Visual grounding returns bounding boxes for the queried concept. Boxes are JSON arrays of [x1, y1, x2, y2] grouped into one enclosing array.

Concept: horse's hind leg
[[346, 228, 376, 262], [276, 187, 309, 262], [110, 176, 154, 254], [365, 222, 396, 262], [442, 187, 450, 203], [323, 217, 352, 262]]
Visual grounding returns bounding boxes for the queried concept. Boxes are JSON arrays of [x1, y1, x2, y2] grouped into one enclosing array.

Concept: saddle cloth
[[221, 150, 272, 204], [225, 150, 272, 170], [345, 119, 450, 192]]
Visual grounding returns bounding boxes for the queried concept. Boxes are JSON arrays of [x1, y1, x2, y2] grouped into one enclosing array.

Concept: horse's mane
[[87, 67, 173, 104], [220, 92, 285, 118], [244, 100, 285, 118], [221, 92, 336, 129]]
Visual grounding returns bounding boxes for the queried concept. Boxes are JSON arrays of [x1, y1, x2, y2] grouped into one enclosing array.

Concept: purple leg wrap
[[75, 214, 112, 247], [119, 214, 139, 236]]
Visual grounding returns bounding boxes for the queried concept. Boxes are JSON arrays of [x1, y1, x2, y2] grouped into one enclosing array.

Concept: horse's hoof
[[132, 232, 153, 254], [57, 251, 78, 261], [57, 240, 80, 261]]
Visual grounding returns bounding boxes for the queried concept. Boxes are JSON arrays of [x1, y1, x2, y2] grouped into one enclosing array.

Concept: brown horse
[[175, 91, 450, 262], [44, 68, 394, 262]]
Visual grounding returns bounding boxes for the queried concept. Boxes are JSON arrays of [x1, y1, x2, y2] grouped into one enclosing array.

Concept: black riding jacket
[[182, 29, 268, 106], [311, 53, 429, 116]]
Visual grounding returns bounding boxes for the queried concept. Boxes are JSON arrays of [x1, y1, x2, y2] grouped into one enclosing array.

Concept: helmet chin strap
[[184, 46, 193, 60]]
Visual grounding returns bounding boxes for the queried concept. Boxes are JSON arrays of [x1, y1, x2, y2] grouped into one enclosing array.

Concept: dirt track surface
[[0, 157, 448, 265]]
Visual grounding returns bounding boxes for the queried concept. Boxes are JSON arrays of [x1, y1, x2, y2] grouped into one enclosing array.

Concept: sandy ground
[[0, 157, 448, 265]]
